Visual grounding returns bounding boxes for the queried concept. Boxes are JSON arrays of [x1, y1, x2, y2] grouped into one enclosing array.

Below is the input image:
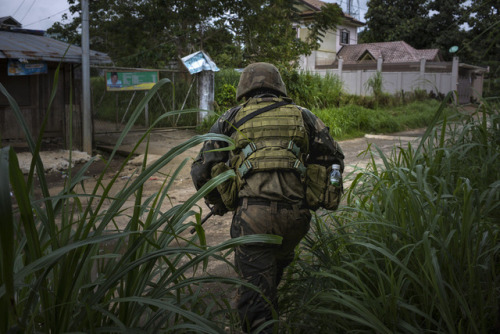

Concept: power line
[[12, 0, 28, 17], [24, 7, 72, 27], [20, 0, 38, 22]]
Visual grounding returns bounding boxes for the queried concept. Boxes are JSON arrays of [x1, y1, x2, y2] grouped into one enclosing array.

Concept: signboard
[[181, 51, 219, 75], [105, 70, 159, 91], [8, 60, 48, 76]]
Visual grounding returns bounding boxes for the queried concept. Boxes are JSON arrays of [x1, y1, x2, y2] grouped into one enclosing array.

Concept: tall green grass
[[313, 99, 442, 140], [0, 71, 282, 332], [281, 70, 344, 109], [280, 96, 500, 333]]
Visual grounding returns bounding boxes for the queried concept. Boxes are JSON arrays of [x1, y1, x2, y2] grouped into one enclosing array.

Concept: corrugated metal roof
[[337, 41, 442, 64], [0, 30, 111, 65]]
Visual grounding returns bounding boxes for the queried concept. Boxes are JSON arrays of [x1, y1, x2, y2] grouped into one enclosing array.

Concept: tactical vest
[[230, 97, 309, 180]]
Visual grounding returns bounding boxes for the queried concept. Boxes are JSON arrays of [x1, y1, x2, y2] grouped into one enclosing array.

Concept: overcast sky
[[1, 0, 368, 31]]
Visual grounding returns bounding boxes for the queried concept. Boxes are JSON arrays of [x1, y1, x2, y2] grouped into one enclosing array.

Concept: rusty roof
[[0, 30, 111, 65], [337, 41, 442, 64]]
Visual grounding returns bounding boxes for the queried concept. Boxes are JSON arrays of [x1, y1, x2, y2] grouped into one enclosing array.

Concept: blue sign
[[8, 60, 48, 76], [181, 51, 219, 75]]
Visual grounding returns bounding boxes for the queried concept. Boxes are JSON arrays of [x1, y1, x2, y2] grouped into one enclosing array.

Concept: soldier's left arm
[[300, 107, 345, 171]]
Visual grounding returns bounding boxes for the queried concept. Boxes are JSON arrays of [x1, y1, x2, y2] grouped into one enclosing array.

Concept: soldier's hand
[[211, 202, 228, 216]]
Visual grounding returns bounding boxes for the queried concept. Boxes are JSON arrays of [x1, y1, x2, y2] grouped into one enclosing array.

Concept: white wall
[[308, 58, 462, 98], [336, 71, 455, 96]]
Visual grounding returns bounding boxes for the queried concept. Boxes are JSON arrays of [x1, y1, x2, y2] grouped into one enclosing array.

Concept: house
[[325, 41, 487, 103], [0, 16, 111, 150], [333, 41, 443, 70], [295, 0, 365, 70], [294, 3, 487, 103]]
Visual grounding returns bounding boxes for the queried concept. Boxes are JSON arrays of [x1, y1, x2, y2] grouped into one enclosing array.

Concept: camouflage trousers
[[230, 198, 311, 333]]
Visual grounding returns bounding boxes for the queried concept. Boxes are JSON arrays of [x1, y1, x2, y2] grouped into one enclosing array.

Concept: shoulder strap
[[233, 100, 290, 129]]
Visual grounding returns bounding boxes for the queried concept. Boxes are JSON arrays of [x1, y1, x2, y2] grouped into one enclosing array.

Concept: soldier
[[191, 62, 344, 333]]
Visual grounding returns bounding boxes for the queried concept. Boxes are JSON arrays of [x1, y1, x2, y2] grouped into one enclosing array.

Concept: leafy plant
[[0, 72, 282, 333]]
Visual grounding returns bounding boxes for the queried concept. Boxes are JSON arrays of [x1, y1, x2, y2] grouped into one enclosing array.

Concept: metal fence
[[92, 68, 200, 134]]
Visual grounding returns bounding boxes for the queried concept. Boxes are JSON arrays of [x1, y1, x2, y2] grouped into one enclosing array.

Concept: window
[[341, 30, 349, 45]]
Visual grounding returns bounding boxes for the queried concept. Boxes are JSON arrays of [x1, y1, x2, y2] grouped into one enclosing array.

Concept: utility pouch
[[323, 183, 342, 211], [305, 164, 342, 211], [211, 162, 239, 211]]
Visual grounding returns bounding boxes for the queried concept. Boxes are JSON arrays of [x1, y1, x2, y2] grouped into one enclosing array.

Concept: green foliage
[[227, 0, 342, 69], [364, 71, 384, 98], [280, 96, 500, 333], [280, 69, 344, 109], [215, 84, 237, 112], [0, 76, 284, 333], [313, 99, 441, 140], [359, 0, 430, 48], [50, 1, 343, 69]]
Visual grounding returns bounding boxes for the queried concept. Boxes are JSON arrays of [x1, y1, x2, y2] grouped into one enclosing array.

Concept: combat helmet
[[236, 62, 287, 101]]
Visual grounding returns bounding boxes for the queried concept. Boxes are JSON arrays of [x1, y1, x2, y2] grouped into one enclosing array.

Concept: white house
[[293, 1, 486, 103], [295, 0, 365, 71]]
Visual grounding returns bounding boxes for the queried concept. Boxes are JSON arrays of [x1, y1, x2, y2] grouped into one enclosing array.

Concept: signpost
[[105, 70, 160, 128], [181, 51, 219, 124]]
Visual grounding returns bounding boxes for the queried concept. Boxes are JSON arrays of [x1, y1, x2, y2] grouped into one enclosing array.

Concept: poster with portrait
[[105, 71, 159, 91]]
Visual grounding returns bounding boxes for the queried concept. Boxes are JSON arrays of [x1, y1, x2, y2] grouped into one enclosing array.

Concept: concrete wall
[[308, 57, 480, 101]]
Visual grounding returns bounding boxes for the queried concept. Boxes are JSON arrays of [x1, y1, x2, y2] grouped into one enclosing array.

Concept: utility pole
[[81, 0, 92, 154]]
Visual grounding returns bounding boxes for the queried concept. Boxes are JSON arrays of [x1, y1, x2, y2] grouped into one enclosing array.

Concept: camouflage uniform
[[191, 64, 344, 333]]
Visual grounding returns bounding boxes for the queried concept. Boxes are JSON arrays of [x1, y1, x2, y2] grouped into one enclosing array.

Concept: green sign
[[106, 71, 159, 91]]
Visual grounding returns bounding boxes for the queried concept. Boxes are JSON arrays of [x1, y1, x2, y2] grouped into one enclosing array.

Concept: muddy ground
[[23, 127, 424, 278]]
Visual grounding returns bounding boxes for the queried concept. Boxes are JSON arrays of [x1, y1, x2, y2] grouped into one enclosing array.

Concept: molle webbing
[[233, 100, 289, 129], [232, 99, 308, 178]]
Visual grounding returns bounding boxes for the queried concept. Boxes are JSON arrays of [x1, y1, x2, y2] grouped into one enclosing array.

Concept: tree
[[359, 0, 429, 48], [463, 0, 500, 64], [47, 0, 343, 69], [359, 0, 469, 60], [226, 0, 342, 69], [425, 0, 468, 60]]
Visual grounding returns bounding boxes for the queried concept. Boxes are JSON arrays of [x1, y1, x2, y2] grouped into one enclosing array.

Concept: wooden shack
[[0, 16, 111, 150]]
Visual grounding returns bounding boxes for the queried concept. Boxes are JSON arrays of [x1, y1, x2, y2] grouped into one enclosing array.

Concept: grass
[[279, 95, 500, 333], [312, 99, 442, 140], [0, 69, 283, 332]]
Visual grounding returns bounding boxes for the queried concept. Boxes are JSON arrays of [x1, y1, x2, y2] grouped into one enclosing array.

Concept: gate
[[457, 76, 471, 104], [92, 69, 199, 134]]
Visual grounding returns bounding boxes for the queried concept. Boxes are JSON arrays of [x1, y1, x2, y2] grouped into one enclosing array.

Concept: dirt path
[[33, 127, 424, 276]]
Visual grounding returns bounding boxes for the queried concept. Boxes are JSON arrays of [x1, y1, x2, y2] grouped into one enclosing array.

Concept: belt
[[239, 197, 306, 210]]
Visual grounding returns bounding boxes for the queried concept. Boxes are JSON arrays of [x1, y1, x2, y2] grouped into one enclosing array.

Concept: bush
[[280, 69, 344, 109], [215, 83, 237, 113]]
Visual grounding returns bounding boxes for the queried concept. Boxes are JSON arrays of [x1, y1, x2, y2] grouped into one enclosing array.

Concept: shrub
[[280, 68, 344, 109], [215, 83, 237, 113]]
